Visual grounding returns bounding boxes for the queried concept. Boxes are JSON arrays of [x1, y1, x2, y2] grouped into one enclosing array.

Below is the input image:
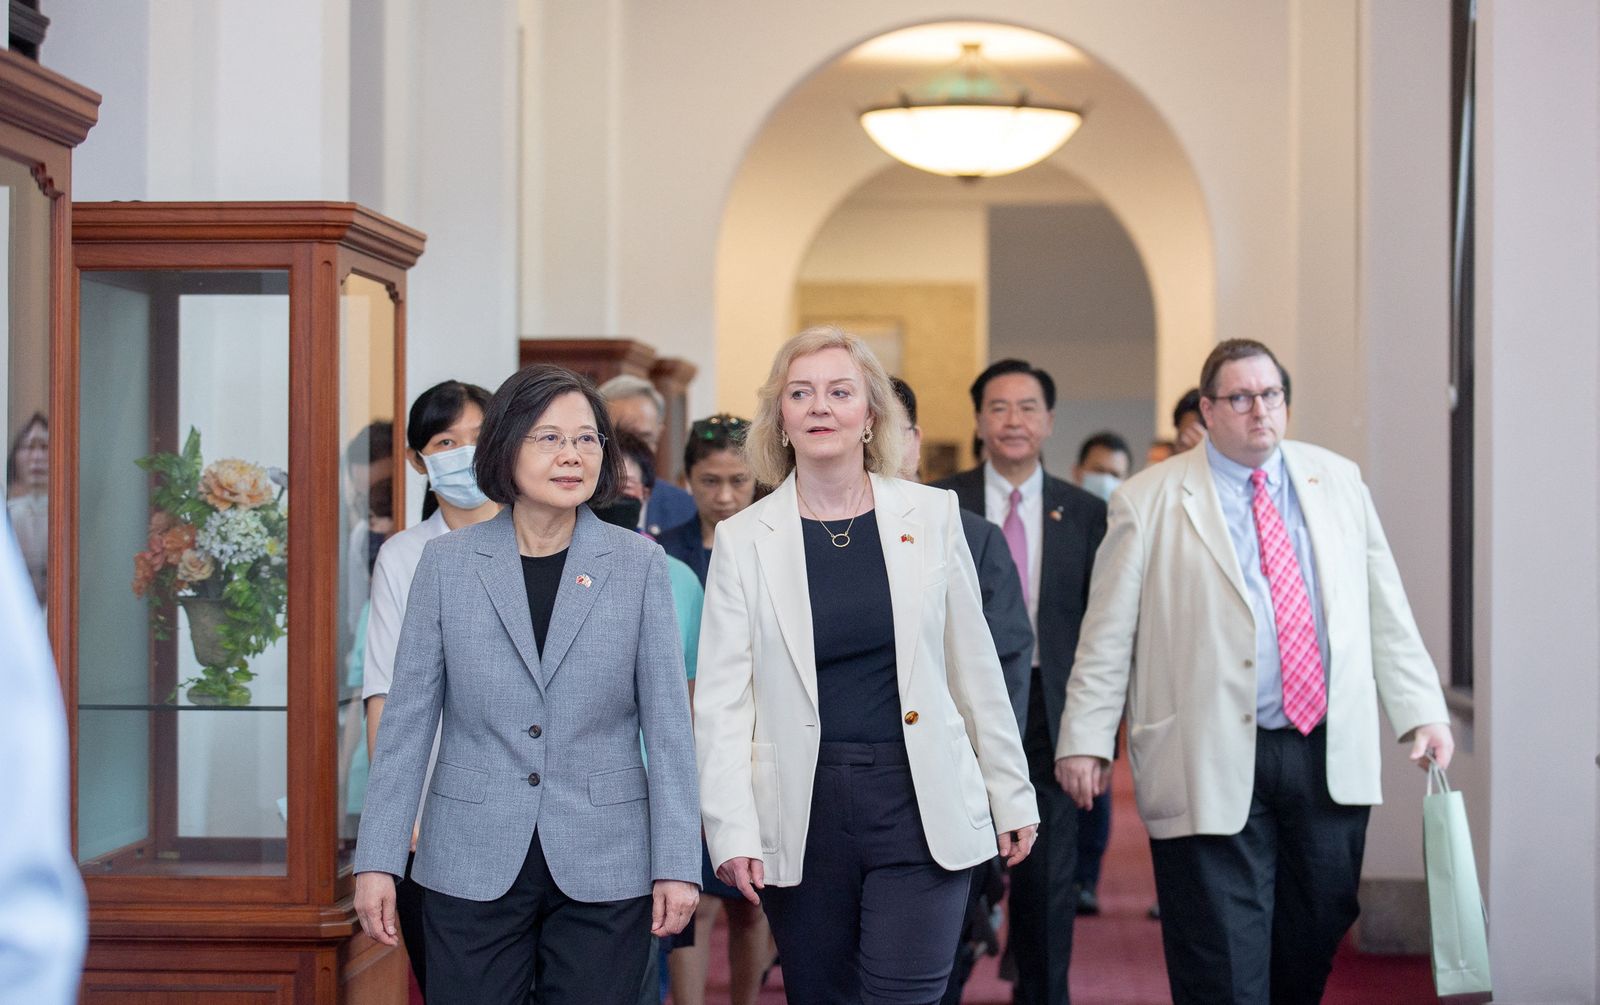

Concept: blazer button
[[1244, 659, 1255, 669], [904, 710, 919, 725], [528, 724, 542, 738], [528, 772, 541, 786], [1242, 713, 1254, 724]]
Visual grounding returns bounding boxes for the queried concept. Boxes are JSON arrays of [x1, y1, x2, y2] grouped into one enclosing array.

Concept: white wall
[[1477, 1, 1600, 1000]]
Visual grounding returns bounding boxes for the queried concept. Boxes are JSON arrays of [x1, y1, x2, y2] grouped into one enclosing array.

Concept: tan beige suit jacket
[[695, 473, 1038, 886], [1057, 441, 1449, 839]]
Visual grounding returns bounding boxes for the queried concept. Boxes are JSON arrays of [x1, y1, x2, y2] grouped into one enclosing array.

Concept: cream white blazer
[[1057, 441, 1450, 840], [695, 473, 1038, 887]]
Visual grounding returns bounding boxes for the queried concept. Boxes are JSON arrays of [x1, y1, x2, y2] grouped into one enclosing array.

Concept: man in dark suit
[[890, 376, 1035, 1005], [935, 359, 1106, 1005]]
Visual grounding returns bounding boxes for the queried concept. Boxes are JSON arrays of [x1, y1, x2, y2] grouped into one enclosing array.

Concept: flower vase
[[178, 597, 253, 707]]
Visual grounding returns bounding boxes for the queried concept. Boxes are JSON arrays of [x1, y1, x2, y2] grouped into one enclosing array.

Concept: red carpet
[[697, 758, 1439, 1004]]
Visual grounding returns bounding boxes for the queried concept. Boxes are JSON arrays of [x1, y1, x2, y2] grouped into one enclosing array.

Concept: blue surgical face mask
[[1079, 471, 1122, 502], [421, 444, 490, 510]]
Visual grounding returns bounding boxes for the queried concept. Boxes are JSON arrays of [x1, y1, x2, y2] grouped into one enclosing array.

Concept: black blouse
[[520, 548, 569, 657], [802, 512, 901, 743]]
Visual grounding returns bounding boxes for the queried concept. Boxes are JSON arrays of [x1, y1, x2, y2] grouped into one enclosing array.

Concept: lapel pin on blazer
[[1050, 506, 1064, 522], [575, 574, 593, 588], [900, 533, 915, 544], [1307, 477, 1319, 485]]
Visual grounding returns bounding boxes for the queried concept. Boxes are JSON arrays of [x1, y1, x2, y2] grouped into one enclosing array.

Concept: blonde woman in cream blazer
[[695, 326, 1037, 1005]]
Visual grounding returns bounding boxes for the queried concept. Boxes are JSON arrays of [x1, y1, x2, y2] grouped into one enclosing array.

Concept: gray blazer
[[960, 510, 1035, 732], [353, 506, 701, 903]]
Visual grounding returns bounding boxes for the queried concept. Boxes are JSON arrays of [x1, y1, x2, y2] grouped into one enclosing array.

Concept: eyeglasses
[[525, 429, 607, 455], [1209, 387, 1286, 414], [691, 414, 750, 441]]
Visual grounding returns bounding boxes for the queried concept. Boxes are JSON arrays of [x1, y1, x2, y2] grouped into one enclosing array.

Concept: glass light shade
[[860, 103, 1083, 178]]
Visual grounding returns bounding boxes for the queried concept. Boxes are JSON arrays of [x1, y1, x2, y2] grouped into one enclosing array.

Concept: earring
[[861, 426, 874, 444], [781, 430, 789, 448]]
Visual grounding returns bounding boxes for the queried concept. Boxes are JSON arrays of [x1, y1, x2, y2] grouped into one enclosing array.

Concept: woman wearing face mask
[[361, 379, 499, 995]]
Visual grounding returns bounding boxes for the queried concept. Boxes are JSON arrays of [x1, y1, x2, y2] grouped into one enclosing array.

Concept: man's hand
[[997, 824, 1038, 867], [651, 880, 699, 936], [714, 856, 765, 906], [354, 871, 399, 946], [1408, 722, 1455, 771], [1055, 755, 1110, 810]]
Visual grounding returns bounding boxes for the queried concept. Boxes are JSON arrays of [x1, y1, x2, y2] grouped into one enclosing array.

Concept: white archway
[[711, 20, 1215, 427]]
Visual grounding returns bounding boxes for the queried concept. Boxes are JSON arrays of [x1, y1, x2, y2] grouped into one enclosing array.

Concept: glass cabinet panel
[[336, 272, 397, 868], [1, 158, 53, 609], [76, 270, 291, 875]]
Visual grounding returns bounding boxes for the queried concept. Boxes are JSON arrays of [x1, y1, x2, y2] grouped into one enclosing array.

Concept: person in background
[[657, 415, 756, 586], [1057, 340, 1453, 1005], [655, 414, 773, 1005], [890, 376, 1034, 1005], [599, 374, 697, 536], [1144, 440, 1175, 468], [934, 358, 1106, 1005], [360, 379, 500, 995], [5, 412, 49, 605], [1172, 389, 1205, 454], [696, 327, 1036, 1004], [353, 365, 700, 1005], [0, 522, 85, 1004], [1065, 430, 1132, 918]]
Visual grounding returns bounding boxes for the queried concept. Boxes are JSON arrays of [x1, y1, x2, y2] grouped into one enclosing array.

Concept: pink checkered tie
[[1250, 469, 1326, 734]]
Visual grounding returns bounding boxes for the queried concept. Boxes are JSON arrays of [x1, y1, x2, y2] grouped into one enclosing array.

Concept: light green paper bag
[[1424, 761, 1492, 997]]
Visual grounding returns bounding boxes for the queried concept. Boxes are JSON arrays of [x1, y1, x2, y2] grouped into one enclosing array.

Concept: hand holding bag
[[1423, 758, 1492, 997]]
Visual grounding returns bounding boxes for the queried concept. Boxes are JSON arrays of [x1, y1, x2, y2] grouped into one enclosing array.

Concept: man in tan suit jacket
[[1055, 340, 1453, 1005]]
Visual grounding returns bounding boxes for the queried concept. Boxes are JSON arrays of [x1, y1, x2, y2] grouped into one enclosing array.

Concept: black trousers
[[1149, 725, 1369, 1005], [396, 852, 428, 994], [421, 829, 653, 1005], [1008, 669, 1077, 1005], [761, 740, 973, 1005]]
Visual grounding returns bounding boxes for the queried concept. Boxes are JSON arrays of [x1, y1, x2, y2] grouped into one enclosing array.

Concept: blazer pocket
[[589, 765, 648, 806], [430, 760, 489, 804], [1128, 714, 1185, 821], [751, 742, 781, 854], [947, 722, 994, 829]]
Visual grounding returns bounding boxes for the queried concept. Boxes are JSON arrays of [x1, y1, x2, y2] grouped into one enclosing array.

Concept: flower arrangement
[[131, 428, 288, 706]]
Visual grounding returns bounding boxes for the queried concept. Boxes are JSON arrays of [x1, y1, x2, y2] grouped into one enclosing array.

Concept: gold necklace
[[796, 475, 868, 548]]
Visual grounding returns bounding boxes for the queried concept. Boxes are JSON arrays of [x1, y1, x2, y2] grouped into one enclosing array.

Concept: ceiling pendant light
[[859, 42, 1083, 180]]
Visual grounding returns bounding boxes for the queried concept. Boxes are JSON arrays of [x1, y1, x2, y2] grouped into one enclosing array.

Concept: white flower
[[197, 508, 271, 568]]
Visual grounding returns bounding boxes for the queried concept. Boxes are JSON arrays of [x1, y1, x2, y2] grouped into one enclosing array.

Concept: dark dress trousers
[[935, 467, 1106, 1005]]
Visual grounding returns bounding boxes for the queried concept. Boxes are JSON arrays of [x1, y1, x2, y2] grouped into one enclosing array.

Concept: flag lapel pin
[[575, 574, 592, 588]]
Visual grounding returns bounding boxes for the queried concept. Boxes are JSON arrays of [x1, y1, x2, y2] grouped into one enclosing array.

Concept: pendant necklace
[[797, 474, 868, 548]]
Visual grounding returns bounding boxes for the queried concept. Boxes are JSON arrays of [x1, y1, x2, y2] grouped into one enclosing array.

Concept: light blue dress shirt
[[0, 523, 86, 1004], [1205, 440, 1331, 729]]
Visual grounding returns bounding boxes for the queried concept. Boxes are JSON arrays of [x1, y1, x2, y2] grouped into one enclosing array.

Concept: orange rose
[[161, 524, 198, 565], [200, 459, 274, 510], [149, 510, 175, 536], [132, 551, 161, 597]]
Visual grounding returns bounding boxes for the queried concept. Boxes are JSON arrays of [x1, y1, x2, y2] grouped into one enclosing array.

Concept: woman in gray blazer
[[353, 365, 700, 1005]]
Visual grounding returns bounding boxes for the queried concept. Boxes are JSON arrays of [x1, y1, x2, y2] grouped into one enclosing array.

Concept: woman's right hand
[[354, 871, 400, 946], [714, 856, 765, 905]]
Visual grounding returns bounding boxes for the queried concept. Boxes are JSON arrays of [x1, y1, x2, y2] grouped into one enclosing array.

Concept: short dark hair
[[1198, 339, 1293, 404], [1076, 431, 1131, 467], [889, 377, 918, 426], [408, 379, 494, 519], [683, 414, 750, 474], [969, 358, 1056, 411], [1172, 388, 1202, 430], [474, 364, 625, 508], [611, 428, 656, 490], [345, 419, 393, 469]]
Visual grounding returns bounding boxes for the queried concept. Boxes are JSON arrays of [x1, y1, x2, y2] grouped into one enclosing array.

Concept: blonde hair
[[745, 325, 909, 487]]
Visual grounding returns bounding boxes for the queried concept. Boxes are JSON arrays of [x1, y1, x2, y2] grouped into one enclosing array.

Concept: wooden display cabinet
[[71, 202, 424, 1003]]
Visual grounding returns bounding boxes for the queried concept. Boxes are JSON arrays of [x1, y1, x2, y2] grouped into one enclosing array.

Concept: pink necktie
[[1003, 488, 1030, 605], [1250, 469, 1326, 734]]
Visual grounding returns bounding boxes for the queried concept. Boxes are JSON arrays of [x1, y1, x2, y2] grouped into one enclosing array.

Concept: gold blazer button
[[904, 710, 919, 725]]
